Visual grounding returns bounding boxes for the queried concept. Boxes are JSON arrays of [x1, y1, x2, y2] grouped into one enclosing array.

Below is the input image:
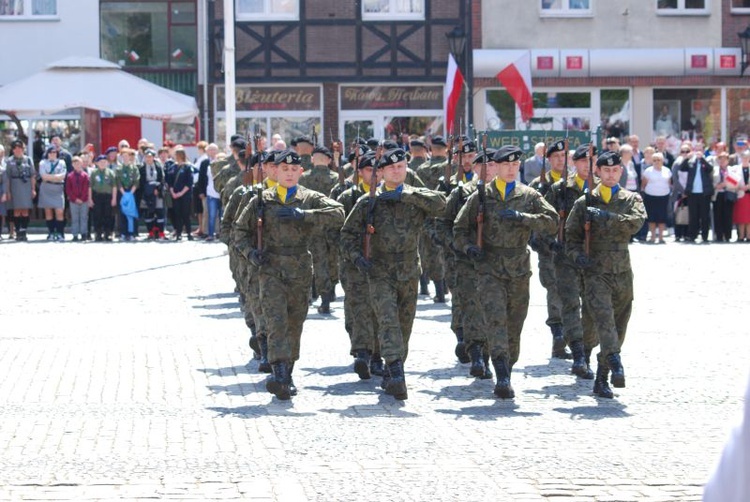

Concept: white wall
[[0, 0, 100, 85], [482, 0, 722, 50]]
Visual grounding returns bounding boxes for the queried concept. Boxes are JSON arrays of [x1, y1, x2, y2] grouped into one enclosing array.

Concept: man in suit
[[677, 145, 714, 244], [522, 142, 547, 184]]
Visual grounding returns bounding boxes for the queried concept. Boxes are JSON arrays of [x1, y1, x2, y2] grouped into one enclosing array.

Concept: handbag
[[725, 190, 738, 202], [674, 204, 689, 225]]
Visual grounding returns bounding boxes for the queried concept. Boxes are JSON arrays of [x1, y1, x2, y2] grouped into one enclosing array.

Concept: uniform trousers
[[368, 274, 418, 364], [584, 270, 633, 357], [479, 272, 531, 368], [340, 263, 379, 355], [92, 192, 113, 236], [554, 256, 599, 351]]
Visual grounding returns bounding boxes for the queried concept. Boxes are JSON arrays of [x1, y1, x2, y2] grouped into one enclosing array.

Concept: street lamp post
[[446, 23, 473, 134], [739, 25, 750, 77]]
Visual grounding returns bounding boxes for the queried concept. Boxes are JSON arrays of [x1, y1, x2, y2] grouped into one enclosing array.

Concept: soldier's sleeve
[[307, 192, 345, 229], [221, 187, 244, 244], [564, 197, 586, 262], [233, 197, 258, 259], [404, 187, 446, 217], [435, 188, 460, 243], [612, 193, 647, 236], [523, 191, 559, 235], [340, 197, 367, 264], [453, 191, 479, 254], [409, 169, 426, 188]]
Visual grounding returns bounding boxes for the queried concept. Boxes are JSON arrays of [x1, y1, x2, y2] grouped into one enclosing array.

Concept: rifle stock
[[443, 134, 454, 193], [476, 133, 487, 248], [584, 143, 594, 256], [363, 157, 378, 260], [557, 137, 569, 243]]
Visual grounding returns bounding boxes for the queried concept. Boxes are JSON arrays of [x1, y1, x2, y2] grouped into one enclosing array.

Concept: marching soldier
[[408, 138, 429, 172], [234, 149, 344, 400], [564, 150, 646, 399], [546, 144, 600, 380], [416, 136, 450, 302], [299, 146, 340, 314], [340, 148, 446, 400], [529, 141, 569, 358], [292, 136, 315, 171], [454, 146, 558, 399], [213, 138, 244, 196], [337, 152, 384, 379]]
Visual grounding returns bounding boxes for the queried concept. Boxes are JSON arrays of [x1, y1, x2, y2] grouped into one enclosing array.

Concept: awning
[[0, 57, 198, 124]]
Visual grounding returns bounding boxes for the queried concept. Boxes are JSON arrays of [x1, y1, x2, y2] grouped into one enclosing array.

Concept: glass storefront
[[653, 88, 721, 154], [1, 117, 81, 163]]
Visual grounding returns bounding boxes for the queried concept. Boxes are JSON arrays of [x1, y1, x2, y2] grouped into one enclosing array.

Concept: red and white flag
[[127, 50, 140, 62], [496, 52, 533, 122], [172, 48, 183, 60], [444, 53, 465, 131]]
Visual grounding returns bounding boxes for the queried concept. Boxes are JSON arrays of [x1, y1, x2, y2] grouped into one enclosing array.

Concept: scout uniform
[[564, 151, 646, 399], [234, 149, 344, 400], [116, 160, 141, 239], [90, 156, 117, 241], [340, 148, 446, 400], [454, 146, 558, 399], [4, 140, 36, 241]]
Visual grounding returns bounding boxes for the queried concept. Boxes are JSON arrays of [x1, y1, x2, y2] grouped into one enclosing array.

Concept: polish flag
[[127, 50, 140, 62], [496, 52, 534, 122], [172, 48, 183, 60], [444, 53, 465, 130]]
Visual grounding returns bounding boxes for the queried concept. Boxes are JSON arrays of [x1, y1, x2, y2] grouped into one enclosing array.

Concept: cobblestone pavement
[[0, 235, 746, 501]]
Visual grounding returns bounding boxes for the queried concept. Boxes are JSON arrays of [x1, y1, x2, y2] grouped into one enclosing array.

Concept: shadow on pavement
[[414, 365, 467, 381], [192, 302, 240, 310], [553, 401, 631, 420], [189, 292, 238, 300], [418, 381, 494, 402], [520, 362, 572, 379], [319, 401, 420, 418], [300, 365, 352, 377], [200, 311, 244, 320], [435, 402, 543, 420], [198, 365, 252, 377], [208, 404, 316, 418], [523, 383, 592, 402], [305, 380, 379, 396], [207, 382, 266, 397]]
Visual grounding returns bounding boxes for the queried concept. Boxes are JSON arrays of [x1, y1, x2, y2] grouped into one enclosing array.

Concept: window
[[731, 0, 750, 12], [362, 0, 424, 20], [657, 0, 709, 15], [540, 0, 592, 17], [0, 0, 56, 17], [100, 2, 197, 69], [236, 0, 298, 21]]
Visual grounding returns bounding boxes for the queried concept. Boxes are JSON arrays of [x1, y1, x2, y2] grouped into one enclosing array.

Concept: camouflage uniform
[[299, 164, 340, 304], [340, 184, 446, 365], [300, 154, 313, 171], [416, 156, 449, 292], [529, 170, 564, 333], [564, 183, 645, 396], [234, 184, 344, 366], [213, 156, 240, 196], [454, 180, 558, 387]]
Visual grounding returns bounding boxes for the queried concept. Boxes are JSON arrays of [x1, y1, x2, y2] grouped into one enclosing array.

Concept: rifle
[[442, 133, 454, 194], [311, 127, 318, 147], [557, 135, 569, 243], [584, 142, 594, 256], [476, 133, 487, 249], [539, 138, 547, 194], [353, 125, 361, 187], [331, 128, 344, 186], [457, 118, 464, 183], [242, 126, 253, 186], [363, 152, 378, 260], [255, 126, 265, 254]]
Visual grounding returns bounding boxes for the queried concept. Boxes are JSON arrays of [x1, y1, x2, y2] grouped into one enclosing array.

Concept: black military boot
[[454, 327, 470, 364], [317, 291, 331, 314], [384, 360, 408, 400], [353, 349, 372, 380], [248, 323, 259, 354], [580, 347, 594, 380], [380, 363, 391, 390], [550, 324, 572, 359], [570, 340, 590, 378], [481, 351, 493, 380], [258, 335, 272, 373], [289, 362, 298, 396], [433, 280, 446, 303], [468, 343, 485, 378], [266, 361, 291, 400], [419, 273, 430, 295], [369, 353, 384, 377], [606, 353, 626, 388], [491, 356, 514, 399], [593, 358, 614, 399]]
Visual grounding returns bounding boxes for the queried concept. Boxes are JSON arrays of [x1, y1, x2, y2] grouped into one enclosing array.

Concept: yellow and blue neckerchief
[[276, 185, 297, 204], [463, 170, 474, 182], [575, 175, 587, 192], [549, 170, 562, 183], [600, 184, 620, 204], [359, 181, 371, 194], [383, 184, 403, 193], [266, 178, 278, 188], [494, 179, 515, 201]]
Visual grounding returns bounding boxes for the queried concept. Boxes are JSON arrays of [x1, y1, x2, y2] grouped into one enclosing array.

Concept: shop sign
[[217, 86, 321, 112], [341, 85, 443, 110]]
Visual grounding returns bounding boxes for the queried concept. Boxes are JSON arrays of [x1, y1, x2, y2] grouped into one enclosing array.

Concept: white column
[[223, 0, 236, 150]]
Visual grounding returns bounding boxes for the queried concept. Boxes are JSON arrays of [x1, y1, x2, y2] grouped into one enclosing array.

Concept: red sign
[[691, 55, 708, 69], [537, 56, 554, 70], [720, 55, 737, 69], [566, 56, 583, 70]]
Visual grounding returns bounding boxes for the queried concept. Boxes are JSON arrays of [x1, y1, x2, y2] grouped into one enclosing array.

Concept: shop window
[[362, 0, 424, 20], [215, 116, 321, 151], [653, 88, 721, 155], [657, 0, 709, 15], [731, 0, 750, 12], [485, 90, 516, 131], [0, 0, 56, 17], [100, 2, 197, 69], [236, 0, 299, 21], [601, 89, 630, 141], [540, 0, 592, 17], [727, 89, 750, 148]]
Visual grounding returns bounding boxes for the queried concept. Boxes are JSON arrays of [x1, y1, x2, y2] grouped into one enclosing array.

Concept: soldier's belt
[[483, 245, 527, 257], [589, 242, 630, 251], [264, 246, 309, 256]]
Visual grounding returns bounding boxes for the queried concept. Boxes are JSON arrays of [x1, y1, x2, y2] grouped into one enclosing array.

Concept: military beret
[[572, 144, 596, 161], [456, 140, 477, 154], [265, 150, 282, 164], [366, 137, 380, 149], [381, 139, 399, 150], [230, 138, 247, 150], [230, 134, 243, 143], [472, 148, 497, 164], [493, 145, 524, 163], [546, 140, 566, 157], [357, 153, 378, 169], [312, 145, 332, 158], [238, 149, 247, 161], [348, 145, 371, 163], [378, 148, 407, 168], [10, 139, 24, 149], [596, 151, 621, 167], [274, 148, 301, 165], [294, 135, 313, 147], [430, 135, 447, 147], [145, 149, 157, 157], [105, 146, 118, 154], [95, 154, 107, 162], [409, 138, 426, 148]]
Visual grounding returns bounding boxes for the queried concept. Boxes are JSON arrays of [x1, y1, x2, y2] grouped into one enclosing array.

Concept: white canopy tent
[[0, 57, 198, 124]]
